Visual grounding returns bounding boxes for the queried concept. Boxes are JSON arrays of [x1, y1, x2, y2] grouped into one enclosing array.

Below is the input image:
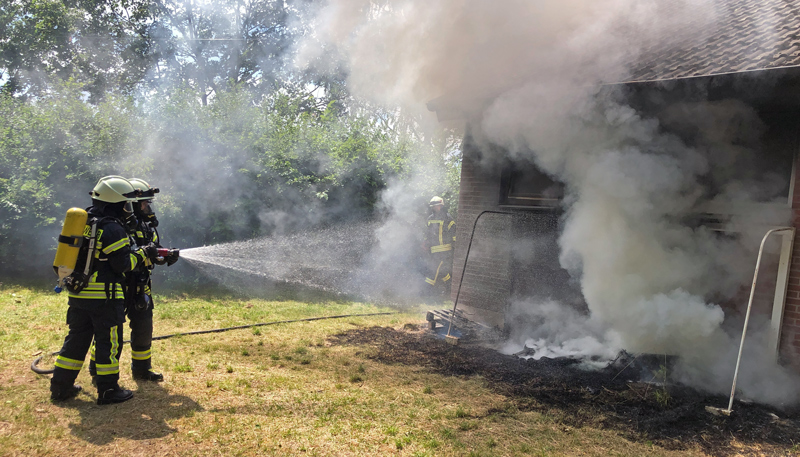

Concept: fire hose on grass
[[31, 312, 397, 375]]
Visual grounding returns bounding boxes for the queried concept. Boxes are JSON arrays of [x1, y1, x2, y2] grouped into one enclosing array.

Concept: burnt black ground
[[328, 325, 800, 456]]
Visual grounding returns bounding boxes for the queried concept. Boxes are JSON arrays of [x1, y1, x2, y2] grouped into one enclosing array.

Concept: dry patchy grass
[[0, 282, 714, 456]]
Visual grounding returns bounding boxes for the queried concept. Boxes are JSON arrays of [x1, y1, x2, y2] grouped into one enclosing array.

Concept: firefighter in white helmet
[[50, 176, 160, 405], [423, 196, 456, 298], [88, 178, 179, 384]]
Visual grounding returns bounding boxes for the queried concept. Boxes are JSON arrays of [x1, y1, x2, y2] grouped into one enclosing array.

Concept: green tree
[[149, 0, 299, 105], [1, 0, 167, 100], [0, 83, 146, 273], [0, 0, 75, 96], [66, 0, 164, 100]]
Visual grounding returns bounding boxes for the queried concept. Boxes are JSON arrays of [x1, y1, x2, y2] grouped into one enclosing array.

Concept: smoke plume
[[298, 0, 800, 406]]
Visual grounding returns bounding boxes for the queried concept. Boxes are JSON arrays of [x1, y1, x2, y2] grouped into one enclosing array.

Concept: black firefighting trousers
[[52, 301, 124, 392], [425, 252, 453, 294], [127, 294, 155, 373], [89, 292, 155, 375]]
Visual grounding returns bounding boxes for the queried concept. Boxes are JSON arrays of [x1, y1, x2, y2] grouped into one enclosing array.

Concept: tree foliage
[[149, 0, 297, 104], [0, 0, 75, 95], [0, 0, 462, 277], [0, 83, 461, 275], [1, 0, 308, 103]]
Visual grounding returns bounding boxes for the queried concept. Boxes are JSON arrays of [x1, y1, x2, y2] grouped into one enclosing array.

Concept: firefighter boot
[[96, 386, 134, 405], [50, 381, 82, 402], [132, 370, 164, 382], [132, 359, 163, 382]]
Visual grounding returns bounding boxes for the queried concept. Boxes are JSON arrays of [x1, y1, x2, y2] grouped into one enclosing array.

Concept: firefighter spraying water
[[48, 176, 181, 404], [49, 176, 159, 404], [38, 181, 403, 385], [87, 178, 179, 385]]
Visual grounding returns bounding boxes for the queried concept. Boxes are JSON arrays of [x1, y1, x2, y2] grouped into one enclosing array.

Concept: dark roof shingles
[[628, 0, 800, 82]]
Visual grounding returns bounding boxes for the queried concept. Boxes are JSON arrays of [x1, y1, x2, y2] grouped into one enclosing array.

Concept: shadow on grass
[[53, 382, 203, 444]]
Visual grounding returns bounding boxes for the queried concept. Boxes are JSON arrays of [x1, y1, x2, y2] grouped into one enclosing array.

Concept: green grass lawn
[[0, 281, 717, 456]]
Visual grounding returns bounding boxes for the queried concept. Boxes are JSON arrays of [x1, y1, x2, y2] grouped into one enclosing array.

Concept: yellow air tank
[[53, 208, 88, 291]]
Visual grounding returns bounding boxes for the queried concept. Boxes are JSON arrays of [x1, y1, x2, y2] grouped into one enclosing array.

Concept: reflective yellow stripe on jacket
[[102, 237, 128, 255], [67, 229, 135, 300], [428, 219, 454, 253], [66, 271, 125, 300], [431, 244, 452, 253]]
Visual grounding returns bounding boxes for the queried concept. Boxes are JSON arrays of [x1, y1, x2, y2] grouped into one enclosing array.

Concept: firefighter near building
[[49, 176, 161, 405], [423, 196, 456, 298]]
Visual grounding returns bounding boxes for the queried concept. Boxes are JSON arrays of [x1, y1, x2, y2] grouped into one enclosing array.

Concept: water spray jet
[[176, 220, 428, 304]]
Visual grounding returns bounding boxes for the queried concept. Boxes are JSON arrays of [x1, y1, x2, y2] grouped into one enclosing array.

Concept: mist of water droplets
[[180, 220, 426, 305]]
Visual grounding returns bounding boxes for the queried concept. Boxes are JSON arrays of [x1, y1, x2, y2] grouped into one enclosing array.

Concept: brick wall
[[783, 157, 800, 366], [450, 128, 512, 328], [451, 128, 584, 330]]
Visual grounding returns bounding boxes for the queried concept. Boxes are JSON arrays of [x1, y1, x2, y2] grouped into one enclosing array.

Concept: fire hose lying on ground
[[31, 312, 396, 375]]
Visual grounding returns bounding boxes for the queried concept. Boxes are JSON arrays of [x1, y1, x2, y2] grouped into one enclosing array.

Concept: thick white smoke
[[297, 0, 800, 406]]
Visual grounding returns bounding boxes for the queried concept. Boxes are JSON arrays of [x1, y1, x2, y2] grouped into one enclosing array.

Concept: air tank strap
[[58, 235, 84, 247], [83, 219, 99, 277]]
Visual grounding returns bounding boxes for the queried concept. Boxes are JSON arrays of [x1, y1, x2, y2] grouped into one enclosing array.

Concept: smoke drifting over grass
[[298, 0, 800, 406]]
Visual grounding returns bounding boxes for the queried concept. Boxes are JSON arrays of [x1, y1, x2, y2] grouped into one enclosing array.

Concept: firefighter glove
[[138, 243, 159, 263]]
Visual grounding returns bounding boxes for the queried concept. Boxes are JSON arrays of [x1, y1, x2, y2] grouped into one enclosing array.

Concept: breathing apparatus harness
[[126, 220, 157, 311], [57, 210, 129, 295]]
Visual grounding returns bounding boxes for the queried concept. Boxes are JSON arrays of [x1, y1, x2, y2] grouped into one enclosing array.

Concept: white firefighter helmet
[[90, 176, 138, 203], [429, 196, 444, 207], [127, 178, 159, 201]]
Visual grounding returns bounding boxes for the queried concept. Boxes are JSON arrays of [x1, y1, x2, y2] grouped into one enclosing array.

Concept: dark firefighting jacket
[[128, 219, 161, 296], [67, 206, 144, 302], [426, 211, 456, 255]]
